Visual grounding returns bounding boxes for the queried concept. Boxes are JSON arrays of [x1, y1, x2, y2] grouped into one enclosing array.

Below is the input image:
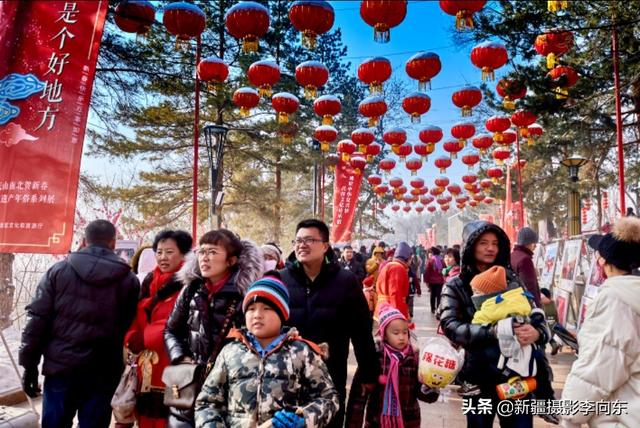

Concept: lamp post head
[[561, 155, 588, 182]]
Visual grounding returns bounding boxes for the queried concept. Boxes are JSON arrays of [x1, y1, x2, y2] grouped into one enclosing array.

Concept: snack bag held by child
[[418, 336, 465, 389]]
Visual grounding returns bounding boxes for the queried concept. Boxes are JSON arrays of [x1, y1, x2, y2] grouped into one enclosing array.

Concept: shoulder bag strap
[[206, 298, 239, 368]]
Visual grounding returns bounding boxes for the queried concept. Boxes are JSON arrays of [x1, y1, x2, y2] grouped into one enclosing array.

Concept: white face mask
[[263, 259, 278, 272]]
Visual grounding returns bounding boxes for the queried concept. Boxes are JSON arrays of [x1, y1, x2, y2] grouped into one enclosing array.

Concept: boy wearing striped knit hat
[[195, 273, 339, 428]]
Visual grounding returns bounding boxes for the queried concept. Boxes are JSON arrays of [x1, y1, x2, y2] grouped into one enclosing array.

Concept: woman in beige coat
[[561, 217, 640, 427]]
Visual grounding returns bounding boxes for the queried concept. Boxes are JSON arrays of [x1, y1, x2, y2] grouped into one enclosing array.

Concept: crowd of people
[[17, 216, 640, 428]]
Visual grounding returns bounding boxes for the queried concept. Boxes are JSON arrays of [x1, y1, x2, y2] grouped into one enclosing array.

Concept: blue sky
[[330, 0, 503, 199]]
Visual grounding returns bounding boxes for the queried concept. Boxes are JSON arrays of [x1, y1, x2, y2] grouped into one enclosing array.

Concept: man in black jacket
[[439, 221, 549, 428], [280, 219, 379, 428], [19, 220, 140, 428], [339, 245, 366, 284]]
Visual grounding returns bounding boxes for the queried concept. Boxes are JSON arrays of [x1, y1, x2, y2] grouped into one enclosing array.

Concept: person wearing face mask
[[561, 217, 640, 428], [116, 230, 192, 428], [163, 229, 263, 427], [262, 242, 284, 271]]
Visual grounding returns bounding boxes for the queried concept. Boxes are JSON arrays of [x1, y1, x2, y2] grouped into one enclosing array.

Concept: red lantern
[[248, 60, 280, 97], [471, 133, 493, 154], [413, 143, 434, 161], [410, 178, 425, 189], [485, 115, 511, 143], [358, 57, 392, 94], [295, 60, 329, 99], [487, 167, 504, 184], [511, 110, 537, 137], [500, 130, 517, 146], [314, 125, 338, 152], [197, 56, 229, 91], [337, 139, 357, 161], [456, 196, 469, 204], [441, 204, 450, 212], [350, 154, 367, 175], [114, 0, 155, 35], [289, 0, 335, 49], [367, 174, 383, 187], [233, 87, 260, 117], [434, 176, 450, 190], [603, 191, 609, 210], [374, 184, 389, 197], [366, 142, 382, 162], [451, 121, 476, 147], [394, 143, 413, 162], [439, 0, 487, 30], [352, 128, 376, 153], [548, 65, 579, 99], [427, 205, 437, 213], [461, 151, 481, 170], [492, 147, 510, 166], [443, 140, 463, 159], [462, 174, 478, 184], [421, 196, 434, 205], [480, 179, 493, 191], [517, 159, 527, 169], [383, 127, 407, 147], [391, 204, 401, 212], [434, 156, 452, 173], [470, 41, 508, 81], [405, 52, 441, 90], [410, 189, 422, 197], [534, 29, 574, 69], [430, 187, 445, 197], [225, 1, 270, 53], [359, 95, 387, 127], [402, 206, 412, 213], [527, 123, 543, 146], [325, 153, 340, 172], [415, 206, 425, 213], [419, 125, 443, 152], [389, 177, 403, 189], [272, 92, 300, 124], [378, 202, 387, 210], [406, 157, 422, 176], [469, 200, 478, 207], [452, 85, 482, 117], [467, 184, 480, 194], [402, 92, 431, 123], [313, 95, 341, 125], [447, 184, 462, 196], [360, 0, 407, 43], [473, 194, 485, 202], [278, 122, 298, 144], [436, 195, 449, 206], [496, 78, 527, 110], [379, 157, 396, 174], [163, 2, 206, 47]]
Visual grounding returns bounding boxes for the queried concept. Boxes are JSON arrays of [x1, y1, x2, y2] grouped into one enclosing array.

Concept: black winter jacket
[[280, 250, 379, 397], [339, 258, 366, 284], [19, 245, 139, 377], [439, 221, 549, 388], [164, 241, 263, 365]]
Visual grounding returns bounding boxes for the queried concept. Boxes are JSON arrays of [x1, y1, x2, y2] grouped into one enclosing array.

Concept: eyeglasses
[[197, 248, 218, 257], [291, 238, 325, 246]]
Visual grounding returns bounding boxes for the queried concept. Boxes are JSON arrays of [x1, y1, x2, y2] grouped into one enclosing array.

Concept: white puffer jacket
[[561, 274, 640, 427]]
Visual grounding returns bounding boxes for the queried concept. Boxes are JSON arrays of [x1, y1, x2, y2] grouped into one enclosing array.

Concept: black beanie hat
[[587, 217, 640, 272]]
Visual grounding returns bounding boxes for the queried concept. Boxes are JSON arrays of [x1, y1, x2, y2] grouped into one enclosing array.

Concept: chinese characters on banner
[[330, 161, 363, 243], [0, 1, 108, 253]]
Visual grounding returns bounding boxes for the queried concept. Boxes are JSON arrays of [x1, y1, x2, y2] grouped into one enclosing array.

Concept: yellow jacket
[[471, 287, 532, 324]]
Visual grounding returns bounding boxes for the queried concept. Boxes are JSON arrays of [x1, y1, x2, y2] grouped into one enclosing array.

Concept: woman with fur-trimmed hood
[[163, 229, 263, 427], [562, 217, 640, 428]]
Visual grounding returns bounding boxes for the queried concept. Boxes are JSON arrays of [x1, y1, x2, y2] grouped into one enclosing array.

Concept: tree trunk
[[274, 155, 282, 245], [0, 253, 15, 330]]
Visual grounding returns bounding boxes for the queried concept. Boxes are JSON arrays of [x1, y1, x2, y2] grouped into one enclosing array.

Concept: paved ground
[[347, 293, 579, 427], [4, 293, 579, 427]]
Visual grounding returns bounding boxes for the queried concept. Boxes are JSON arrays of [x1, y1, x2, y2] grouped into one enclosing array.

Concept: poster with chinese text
[[330, 161, 363, 243], [0, 1, 107, 253]]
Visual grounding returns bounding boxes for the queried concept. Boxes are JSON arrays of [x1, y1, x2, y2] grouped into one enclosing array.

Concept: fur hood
[[177, 239, 264, 294]]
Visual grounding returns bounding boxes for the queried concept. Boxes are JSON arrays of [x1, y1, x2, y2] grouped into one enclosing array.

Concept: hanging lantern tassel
[[302, 30, 318, 50], [555, 86, 569, 99], [242, 35, 259, 53], [259, 86, 272, 98], [304, 85, 317, 99], [342, 153, 350, 162], [481, 66, 494, 81], [548, 1, 568, 13], [322, 115, 333, 125], [369, 82, 383, 94], [278, 112, 289, 124], [519, 127, 530, 138], [493, 132, 504, 143], [459, 139, 466, 149], [174, 37, 190, 51], [546, 53, 556, 70], [321, 142, 330, 152], [411, 113, 421, 124], [368, 117, 378, 127], [373, 23, 390, 43], [527, 136, 535, 146], [462, 105, 472, 117], [280, 135, 293, 144], [503, 97, 516, 110], [240, 107, 251, 118], [455, 10, 474, 30]]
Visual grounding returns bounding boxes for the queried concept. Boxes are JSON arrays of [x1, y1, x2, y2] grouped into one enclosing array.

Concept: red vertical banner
[[330, 161, 363, 243], [0, 1, 108, 253]]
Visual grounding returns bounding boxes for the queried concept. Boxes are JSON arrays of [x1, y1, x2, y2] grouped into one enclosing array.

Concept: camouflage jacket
[[194, 327, 339, 427]]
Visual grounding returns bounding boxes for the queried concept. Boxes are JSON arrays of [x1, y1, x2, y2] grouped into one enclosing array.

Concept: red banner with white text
[[0, 1, 108, 253], [330, 161, 363, 244]]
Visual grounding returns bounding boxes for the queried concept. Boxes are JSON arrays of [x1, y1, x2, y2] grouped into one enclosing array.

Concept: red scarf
[[148, 263, 182, 297], [205, 272, 231, 298]]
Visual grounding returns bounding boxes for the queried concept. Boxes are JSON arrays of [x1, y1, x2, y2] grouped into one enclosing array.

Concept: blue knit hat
[[394, 241, 412, 261], [243, 276, 290, 322]]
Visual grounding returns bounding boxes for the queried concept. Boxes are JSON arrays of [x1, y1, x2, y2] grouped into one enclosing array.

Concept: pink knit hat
[[376, 303, 407, 336]]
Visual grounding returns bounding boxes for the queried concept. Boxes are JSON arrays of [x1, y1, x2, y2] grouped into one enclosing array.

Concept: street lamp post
[[561, 155, 588, 236], [203, 125, 229, 229]]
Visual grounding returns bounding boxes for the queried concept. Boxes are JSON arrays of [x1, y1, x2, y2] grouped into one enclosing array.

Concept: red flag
[[0, 1, 108, 253], [330, 162, 363, 243]]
